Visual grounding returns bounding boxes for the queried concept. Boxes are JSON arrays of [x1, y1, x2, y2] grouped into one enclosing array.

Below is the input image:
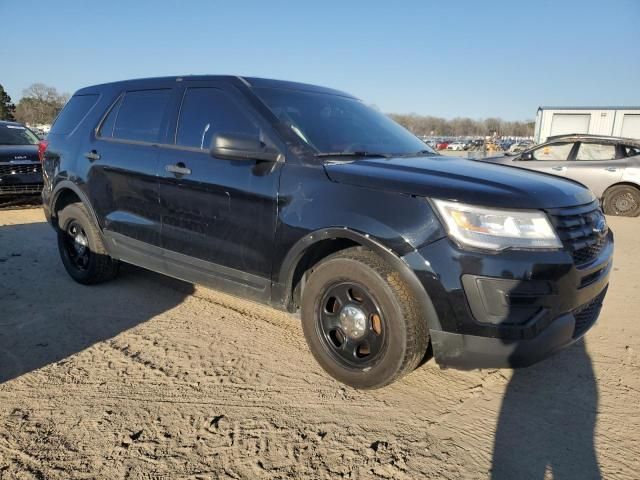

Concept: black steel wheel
[[603, 185, 640, 217], [57, 202, 119, 284], [62, 220, 91, 271], [301, 247, 429, 389], [317, 281, 387, 369]]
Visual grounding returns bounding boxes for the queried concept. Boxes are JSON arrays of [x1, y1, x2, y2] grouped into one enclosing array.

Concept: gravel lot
[[0, 207, 638, 479]]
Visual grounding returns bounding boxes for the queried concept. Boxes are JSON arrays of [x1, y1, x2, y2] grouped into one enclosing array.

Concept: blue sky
[[1, 0, 638, 120]]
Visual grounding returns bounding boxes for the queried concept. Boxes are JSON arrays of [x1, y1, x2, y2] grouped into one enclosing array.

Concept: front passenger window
[[176, 88, 260, 150], [532, 142, 575, 161], [576, 143, 616, 161]]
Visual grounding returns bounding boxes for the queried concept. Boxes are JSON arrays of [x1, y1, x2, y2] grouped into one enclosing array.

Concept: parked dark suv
[[42, 76, 613, 388], [0, 121, 43, 197]]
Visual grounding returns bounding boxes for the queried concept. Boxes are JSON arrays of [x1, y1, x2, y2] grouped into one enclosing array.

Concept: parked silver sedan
[[480, 134, 640, 216]]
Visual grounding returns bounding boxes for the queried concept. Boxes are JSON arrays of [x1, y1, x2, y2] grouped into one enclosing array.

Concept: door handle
[[551, 166, 566, 171], [605, 167, 618, 172], [84, 150, 100, 161], [165, 163, 192, 176]]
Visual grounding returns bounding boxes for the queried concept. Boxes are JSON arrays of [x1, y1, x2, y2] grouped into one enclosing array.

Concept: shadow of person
[[491, 340, 601, 479], [0, 220, 194, 384]]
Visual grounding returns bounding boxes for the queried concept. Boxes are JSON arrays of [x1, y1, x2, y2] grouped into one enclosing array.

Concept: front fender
[[272, 163, 446, 330], [275, 163, 445, 261], [277, 226, 402, 289], [274, 226, 443, 332]]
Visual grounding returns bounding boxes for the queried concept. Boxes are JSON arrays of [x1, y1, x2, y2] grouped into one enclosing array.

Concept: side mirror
[[520, 152, 533, 161], [210, 133, 280, 162]]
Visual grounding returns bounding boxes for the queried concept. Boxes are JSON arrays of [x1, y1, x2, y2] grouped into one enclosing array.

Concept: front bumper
[[406, 228, 613, 369], [430, 287, 606, 368], [0, 163, 43, 196]]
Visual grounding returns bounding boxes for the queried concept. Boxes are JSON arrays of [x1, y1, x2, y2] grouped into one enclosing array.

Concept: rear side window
[[50, 94, 99, 135], [175, 88, 259, 150], [576, 143, 616, 161], [106, 89, 171, 143]]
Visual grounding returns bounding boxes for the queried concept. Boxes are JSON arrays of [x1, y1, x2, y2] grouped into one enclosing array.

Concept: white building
[[534, 106, 640, 143]]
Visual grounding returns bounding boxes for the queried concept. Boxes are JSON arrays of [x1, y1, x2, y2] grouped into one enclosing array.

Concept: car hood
[[0, 145, 39, 163], [323, 155, 595, 209]]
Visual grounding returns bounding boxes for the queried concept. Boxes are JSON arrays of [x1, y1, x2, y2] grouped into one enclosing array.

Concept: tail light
[[38, 140, 49, 163]]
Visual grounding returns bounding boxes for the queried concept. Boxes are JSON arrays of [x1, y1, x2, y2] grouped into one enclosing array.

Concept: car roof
[[0, 120, 26, 127], [545, 134, 640, 147], [74, 75, 356, 99]]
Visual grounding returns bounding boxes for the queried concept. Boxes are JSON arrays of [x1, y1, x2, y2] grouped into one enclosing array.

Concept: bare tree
[[14, 83, 70, 125]]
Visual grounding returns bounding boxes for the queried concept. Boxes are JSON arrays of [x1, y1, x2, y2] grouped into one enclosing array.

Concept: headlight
[[432, 199, 562, 251]]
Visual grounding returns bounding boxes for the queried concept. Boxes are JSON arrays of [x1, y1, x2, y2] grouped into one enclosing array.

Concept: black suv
[[42, 76, 613, 389]]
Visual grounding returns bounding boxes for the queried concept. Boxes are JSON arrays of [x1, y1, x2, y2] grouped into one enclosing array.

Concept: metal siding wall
[[587, 110, 615, 135], [537, 108, 640, 142], [612, 110, 640, 139]]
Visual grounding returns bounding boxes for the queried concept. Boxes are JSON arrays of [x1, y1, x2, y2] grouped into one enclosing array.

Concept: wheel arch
[[277, 227, 441, 332], [51, 181, 102, 232], [602, 181, 640, 197]]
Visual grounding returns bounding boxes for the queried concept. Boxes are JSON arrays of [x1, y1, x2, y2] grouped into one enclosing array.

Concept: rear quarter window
[[625, 146, 640, 157], [50, 94, 99, 135]]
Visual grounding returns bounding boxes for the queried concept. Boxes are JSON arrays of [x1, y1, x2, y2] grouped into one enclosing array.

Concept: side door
[[513, 141, 577, 177], [156, 81, 283, 300], [86, 86, 174, 250], [564, 142, 624, 198]]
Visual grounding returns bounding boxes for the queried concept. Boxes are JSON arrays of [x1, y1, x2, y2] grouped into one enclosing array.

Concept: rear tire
[[57, 202, 119, 284], [300, 247, 429, 389], [602, 185, 640, 217]]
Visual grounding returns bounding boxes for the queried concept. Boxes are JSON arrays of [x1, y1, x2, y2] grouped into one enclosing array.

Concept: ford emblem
[[592, 213, 607, 236]]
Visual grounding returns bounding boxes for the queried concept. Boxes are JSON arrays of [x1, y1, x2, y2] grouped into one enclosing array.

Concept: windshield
[[253, 87, 435, 156], [0, 124, 39, 146]]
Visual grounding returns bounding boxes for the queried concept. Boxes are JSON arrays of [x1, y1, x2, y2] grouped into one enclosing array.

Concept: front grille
[[548, 201, 608, 267], [572, 237, 606, 265], [572, 288, 607, 338], [0, 183, 43, 195], [0, 163, 41, 175]]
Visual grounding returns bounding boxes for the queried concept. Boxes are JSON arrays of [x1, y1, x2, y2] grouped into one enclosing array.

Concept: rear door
[[86, 85, 174, 249], [565, 142, 624, 198], [514, 141, 576, 177], [156, 80, 282, 299]]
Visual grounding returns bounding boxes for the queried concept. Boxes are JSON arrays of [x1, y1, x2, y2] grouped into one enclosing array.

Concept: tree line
[[1, 82, 535, 138], [388, 113, 535, 137], [0, 83, 69, 125]]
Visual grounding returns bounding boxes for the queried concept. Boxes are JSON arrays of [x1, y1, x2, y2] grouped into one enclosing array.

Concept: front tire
[[57, 202, 119, 284], [301, 247, 429, 389], [602, 185, 640, 217]]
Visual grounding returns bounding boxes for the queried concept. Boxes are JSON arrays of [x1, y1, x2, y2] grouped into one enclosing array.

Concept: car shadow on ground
[[0, 220, 194, 384], [491, 340, 601, 479]]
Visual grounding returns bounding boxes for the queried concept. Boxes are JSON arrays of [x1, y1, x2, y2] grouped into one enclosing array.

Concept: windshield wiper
[[315, 151, 392, 159], [397, 150, 439, 157]]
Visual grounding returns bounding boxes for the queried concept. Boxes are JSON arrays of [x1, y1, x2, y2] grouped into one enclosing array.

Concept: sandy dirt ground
[[0, 207, 638, 479]]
